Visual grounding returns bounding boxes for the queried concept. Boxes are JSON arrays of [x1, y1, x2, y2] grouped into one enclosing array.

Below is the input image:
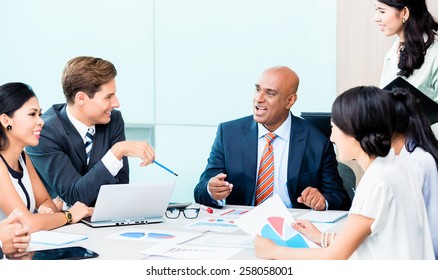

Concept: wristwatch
[[64, 211, 73, 224]]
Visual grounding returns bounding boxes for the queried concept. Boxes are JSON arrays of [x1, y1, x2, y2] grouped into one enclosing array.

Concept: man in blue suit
[[27, 56, 155, 206], [194, 66, 351, 210]]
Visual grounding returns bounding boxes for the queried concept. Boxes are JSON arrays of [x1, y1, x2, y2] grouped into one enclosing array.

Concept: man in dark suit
[[194, 66, 351, 210], [27, 56, 155, 206]]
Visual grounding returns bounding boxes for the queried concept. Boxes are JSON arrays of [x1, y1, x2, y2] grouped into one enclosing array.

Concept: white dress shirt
[[66, 107, 123, 176], [257, 114, 292, 207]]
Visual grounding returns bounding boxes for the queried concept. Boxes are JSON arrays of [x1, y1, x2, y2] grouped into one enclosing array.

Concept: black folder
[[383, 77, 438, 124]]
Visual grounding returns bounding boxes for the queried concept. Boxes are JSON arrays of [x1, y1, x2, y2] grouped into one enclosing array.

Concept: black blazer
[[27, 104, 129, 206], [194, 114, 351, 210]]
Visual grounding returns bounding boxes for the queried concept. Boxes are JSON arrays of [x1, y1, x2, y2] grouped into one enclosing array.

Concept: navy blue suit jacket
[[194, 114, 351, 210], [27, 104, 129, 206]]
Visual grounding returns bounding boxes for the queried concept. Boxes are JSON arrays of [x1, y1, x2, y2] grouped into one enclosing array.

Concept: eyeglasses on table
[[165, 207, 200, 219]]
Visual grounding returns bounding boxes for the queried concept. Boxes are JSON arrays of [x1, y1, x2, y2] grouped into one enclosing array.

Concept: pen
[[153, 160, 178, 176], [201, 205, 214, 214]]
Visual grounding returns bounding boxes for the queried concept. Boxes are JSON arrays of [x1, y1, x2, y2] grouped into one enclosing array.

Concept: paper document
[[189, 233, 253, 248], [235, 194, 317, 248], [143, 244, 243, 260], [298, 210, 348, 223], [107, 229, 202, 244], [185, 217, 240, 233], [31, 230, 87, 246]]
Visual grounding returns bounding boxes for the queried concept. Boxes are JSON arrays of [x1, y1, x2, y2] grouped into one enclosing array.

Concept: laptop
[[81, 182, 175, 228], [383, 77, 438, 124]]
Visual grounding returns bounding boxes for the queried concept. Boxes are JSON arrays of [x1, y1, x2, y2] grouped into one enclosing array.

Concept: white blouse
[[399, 146, 438, 259], [0, 153, 36, 221], [349, 153, 434, 259]]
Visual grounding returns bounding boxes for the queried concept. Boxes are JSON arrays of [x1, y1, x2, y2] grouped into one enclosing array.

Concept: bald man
[[194, 66, 351, 210]]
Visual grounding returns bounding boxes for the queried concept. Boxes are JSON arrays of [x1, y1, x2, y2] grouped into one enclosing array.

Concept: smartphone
[[167, 202, 192, 209], [7, 246, 99, 260]]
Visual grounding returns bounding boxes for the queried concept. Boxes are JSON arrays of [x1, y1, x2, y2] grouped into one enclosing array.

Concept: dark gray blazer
[[194, 114, 351, 210], [27, 104, 129, 206]]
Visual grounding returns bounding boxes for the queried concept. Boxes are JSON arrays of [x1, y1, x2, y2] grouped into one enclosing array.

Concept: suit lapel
[[287, 115, 307, 197], [59, 106, 88, 165], [242, 119, 258, 204]]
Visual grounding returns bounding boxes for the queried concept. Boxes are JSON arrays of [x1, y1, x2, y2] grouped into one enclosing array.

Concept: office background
[[1, 0, 437, 202]]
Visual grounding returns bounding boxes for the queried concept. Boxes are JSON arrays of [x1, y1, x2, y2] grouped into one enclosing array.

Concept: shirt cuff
[[207, 186, 226, 207], [102, 150, 124, 176]]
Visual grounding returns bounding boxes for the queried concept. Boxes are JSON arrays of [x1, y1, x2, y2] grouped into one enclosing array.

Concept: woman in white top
[[374, 0, 438, 136], [0, 82, 91, 232], [389, 88, 438, 259], [254, 86, 434, 259]]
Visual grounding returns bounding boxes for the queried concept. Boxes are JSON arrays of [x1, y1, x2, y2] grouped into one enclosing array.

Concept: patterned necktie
[[255, 133, 277, 205], [85, 127, 95, 165]]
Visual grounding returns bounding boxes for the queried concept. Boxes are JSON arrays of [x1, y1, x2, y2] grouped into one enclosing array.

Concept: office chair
[[300, 112, 331, 139], [301, 112, 356, 199], [337, 162, 356, 200]]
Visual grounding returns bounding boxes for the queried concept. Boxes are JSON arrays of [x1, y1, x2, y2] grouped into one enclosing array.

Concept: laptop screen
[[82, 181, 176, 227]]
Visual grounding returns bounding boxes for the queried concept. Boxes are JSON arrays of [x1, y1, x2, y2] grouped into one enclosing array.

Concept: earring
[[6, 125, 12, 131], [402, 18, 407, 24]]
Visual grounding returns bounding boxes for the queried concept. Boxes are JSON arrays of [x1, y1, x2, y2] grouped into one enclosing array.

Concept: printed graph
[[261, 216, 309, 248]]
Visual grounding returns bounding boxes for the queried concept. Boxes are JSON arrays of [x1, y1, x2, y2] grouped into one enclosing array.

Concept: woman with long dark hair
[[254, 86, 434, 259], [0, 82, 91, 232], [389, 88, 438, 259], [375, 0, 438, 135]]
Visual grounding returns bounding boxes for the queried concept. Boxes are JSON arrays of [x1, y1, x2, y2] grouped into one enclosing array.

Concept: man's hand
[[297, 186, 326, 210], [207, 173, 233, 200], [111, 141, 155, 167]]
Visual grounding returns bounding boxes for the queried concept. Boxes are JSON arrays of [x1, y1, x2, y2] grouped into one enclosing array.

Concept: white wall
[[0, 0, 337, 202]]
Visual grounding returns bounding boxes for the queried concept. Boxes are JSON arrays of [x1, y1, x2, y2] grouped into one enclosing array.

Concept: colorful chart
[[120, 232, 145, 239], [147, 233, 175, 239], [261, 216, 308, 248]]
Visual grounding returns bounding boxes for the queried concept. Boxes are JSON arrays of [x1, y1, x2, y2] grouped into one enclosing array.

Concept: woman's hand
[[292, 219, 321, 245], [254, 235, 277, 259]]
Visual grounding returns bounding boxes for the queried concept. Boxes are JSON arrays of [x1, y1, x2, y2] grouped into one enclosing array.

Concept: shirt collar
[[66, 106, 95, 140], [257, 113, 291, 142]]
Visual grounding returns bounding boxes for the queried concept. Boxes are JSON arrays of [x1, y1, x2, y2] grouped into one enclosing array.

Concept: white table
[[28, 205, 348, 260]]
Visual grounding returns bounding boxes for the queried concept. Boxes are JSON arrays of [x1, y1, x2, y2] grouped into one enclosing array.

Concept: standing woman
[[389, 88, 438, 259], [254, 86, 434, 259], [0, 82, 91, 232], [375, 0, 438, 135]]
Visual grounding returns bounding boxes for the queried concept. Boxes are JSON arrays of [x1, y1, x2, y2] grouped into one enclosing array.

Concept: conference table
[[26, 205, 348, 260]]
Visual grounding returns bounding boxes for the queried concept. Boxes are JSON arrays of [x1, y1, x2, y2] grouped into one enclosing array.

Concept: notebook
[[81, 182, 175, 228], [383, 77, 438, 124]]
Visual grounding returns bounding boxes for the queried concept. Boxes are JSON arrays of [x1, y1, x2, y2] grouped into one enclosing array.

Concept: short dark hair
[[61, 56, 117, 104], [0, 82, 36, 150], [331, 86, 395, 158]]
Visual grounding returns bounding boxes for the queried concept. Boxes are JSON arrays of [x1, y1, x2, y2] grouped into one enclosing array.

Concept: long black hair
[[0, 82, 36, 150], [331, 86, 396, 158], [378, 0, 438, 77], [389, 87, 438, 169]]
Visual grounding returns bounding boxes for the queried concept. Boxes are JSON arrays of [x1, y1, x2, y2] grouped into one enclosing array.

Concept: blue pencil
[[153, 160, 178, 176]]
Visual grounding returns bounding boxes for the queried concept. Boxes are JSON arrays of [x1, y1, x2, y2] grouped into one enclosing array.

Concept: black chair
[[337, 162, 356, 200], [301, 112, 356, 199], [300, 112, 331, 139]]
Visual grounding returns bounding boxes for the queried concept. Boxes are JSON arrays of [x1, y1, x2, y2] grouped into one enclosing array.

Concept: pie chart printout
[[261, 216, 309, 248]]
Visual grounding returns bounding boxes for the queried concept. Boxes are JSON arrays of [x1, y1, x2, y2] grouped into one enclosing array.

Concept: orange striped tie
[[255, 133, 276, 205]]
